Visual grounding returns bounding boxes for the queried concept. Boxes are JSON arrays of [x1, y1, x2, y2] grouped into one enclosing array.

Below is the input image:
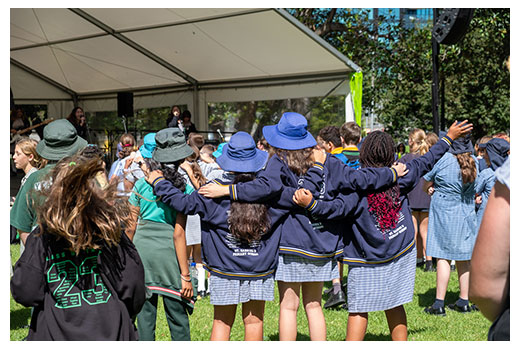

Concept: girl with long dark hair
[[143, 131, 289, 340], [293, 120, 472, 340], [198, 112, 408, 340]]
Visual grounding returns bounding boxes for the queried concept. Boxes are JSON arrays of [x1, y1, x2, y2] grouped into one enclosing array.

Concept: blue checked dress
[[423, 153, 479, 260]]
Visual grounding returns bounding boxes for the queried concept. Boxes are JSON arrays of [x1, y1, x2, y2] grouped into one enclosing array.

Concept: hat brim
[[216, 145, 268, 173], [262, 125, 316, 150], [36, 136, 88, 161], [139, 145, 153, 159], [152, 143, 193, 163]]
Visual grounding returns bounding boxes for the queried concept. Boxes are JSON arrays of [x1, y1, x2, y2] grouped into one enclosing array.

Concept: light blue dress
[[423, 153, 479, 260], [474, 167, 496, 229]]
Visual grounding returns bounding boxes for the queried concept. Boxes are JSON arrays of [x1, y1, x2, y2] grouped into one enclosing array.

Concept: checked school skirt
[[346, 246, 416, 313], [209, 274, 275, 305], [275, 254, 339, 282]]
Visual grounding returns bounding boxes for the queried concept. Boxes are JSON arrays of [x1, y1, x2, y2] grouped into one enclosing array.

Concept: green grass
[[10, 243, 491, 341]]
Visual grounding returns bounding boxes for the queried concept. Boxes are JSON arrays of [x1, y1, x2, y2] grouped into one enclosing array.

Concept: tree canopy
[[288, 8, 510, 141]]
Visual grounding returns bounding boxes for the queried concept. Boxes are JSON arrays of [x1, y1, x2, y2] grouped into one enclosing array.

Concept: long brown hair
[[185, 145, 206, 188], [455, 153, 477, 184], [228, 173, 271, 244], [36, 155, 130, 254], [274, 147, 314, 177]]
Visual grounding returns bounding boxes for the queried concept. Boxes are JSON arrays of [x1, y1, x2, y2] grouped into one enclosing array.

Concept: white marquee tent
[[10, 8, 361, 130]]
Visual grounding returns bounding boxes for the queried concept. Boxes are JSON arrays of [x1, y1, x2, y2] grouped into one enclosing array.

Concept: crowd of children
[[10, 108, 510, 341]]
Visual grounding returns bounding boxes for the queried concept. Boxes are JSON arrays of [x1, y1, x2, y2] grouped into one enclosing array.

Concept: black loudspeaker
[[432, 8, 475, 45], [117, 92, 134, 118]]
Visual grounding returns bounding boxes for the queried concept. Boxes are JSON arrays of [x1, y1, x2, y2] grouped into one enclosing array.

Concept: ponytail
[[455, 153, 477, 184]]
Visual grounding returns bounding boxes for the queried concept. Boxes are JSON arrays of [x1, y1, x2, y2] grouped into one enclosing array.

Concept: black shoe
[[424, 264, 436, 272], [450, 264, 456, 271], [323, 287, 333, 295], [447, 303, 478, 313], [417, 260, 425, 267], [324, 290, 346, 309], [424, 305, 446, 316]]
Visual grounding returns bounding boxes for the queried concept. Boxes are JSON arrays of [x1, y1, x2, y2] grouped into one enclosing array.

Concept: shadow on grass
[[267, 332, 311, 341], [417, 288, 461, 307], [10, 307, 31, 330]]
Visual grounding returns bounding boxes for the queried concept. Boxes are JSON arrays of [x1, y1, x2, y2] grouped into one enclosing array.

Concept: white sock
[[196, 264, 205, 292]]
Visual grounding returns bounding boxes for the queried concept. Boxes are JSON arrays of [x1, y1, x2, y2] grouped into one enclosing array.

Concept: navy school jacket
[[153, 179, 291, 280], [228, 154, 399, 260], [303, 136, 454, 266]]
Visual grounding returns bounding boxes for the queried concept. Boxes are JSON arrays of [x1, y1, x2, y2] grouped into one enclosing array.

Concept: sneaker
[[323, 289, 346, 309]]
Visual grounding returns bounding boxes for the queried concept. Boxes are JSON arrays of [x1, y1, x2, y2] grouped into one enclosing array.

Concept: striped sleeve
[[441, 135, 453, 146], [151, 176, 165, 187]]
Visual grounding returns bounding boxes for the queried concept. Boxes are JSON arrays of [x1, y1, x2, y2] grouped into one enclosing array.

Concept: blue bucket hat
[[216, 132, 268, 173], [139, 132, 156, 159], [212, 142, 227, 158], [483, 138, 509, 170], [262, 112, 316, 150]]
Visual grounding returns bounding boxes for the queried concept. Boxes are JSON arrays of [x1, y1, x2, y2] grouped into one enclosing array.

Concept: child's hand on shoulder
[[392, 162, 409, 178], [311, 148, 326, 164], [293, 188, 313, 208], [198, 182, 229, 198]]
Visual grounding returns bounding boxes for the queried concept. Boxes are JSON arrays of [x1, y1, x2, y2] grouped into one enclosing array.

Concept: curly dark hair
[[360, 131, 402, 233], [228, 173, 271, 244], [144, 158, 186, 192]]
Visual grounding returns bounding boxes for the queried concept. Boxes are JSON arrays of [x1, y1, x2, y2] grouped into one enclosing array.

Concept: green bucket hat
[[152, 127, 194, 163], [36, 119, 88, 161]]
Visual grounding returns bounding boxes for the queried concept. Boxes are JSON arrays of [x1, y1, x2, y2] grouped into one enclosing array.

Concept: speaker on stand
[[431, 9, 475, 134]]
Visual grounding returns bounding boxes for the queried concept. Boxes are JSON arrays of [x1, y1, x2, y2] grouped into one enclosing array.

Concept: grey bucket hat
[[152, 127, 194, 163], [36, 119, 88, 161]]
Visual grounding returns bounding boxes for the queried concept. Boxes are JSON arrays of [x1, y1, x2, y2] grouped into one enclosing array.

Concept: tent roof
[[11, 8, 360, 100]]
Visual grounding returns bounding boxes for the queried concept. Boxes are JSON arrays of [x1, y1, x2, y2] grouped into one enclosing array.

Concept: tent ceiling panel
[[12, 36, 187, 94], [11, 8, 360, 109], [10, 63, 72, 100], [126, 10, 350, 83], [10, 8, 105, 49], [82, 8, 257, 31]]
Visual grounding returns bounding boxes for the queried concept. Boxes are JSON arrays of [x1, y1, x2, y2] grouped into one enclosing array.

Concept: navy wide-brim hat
[[483, 138, 510, 170], [448, 129, 473, 155], [216, 131, 268, 173], [153, 128, 193, 163], [262, 112, 316, 150]]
